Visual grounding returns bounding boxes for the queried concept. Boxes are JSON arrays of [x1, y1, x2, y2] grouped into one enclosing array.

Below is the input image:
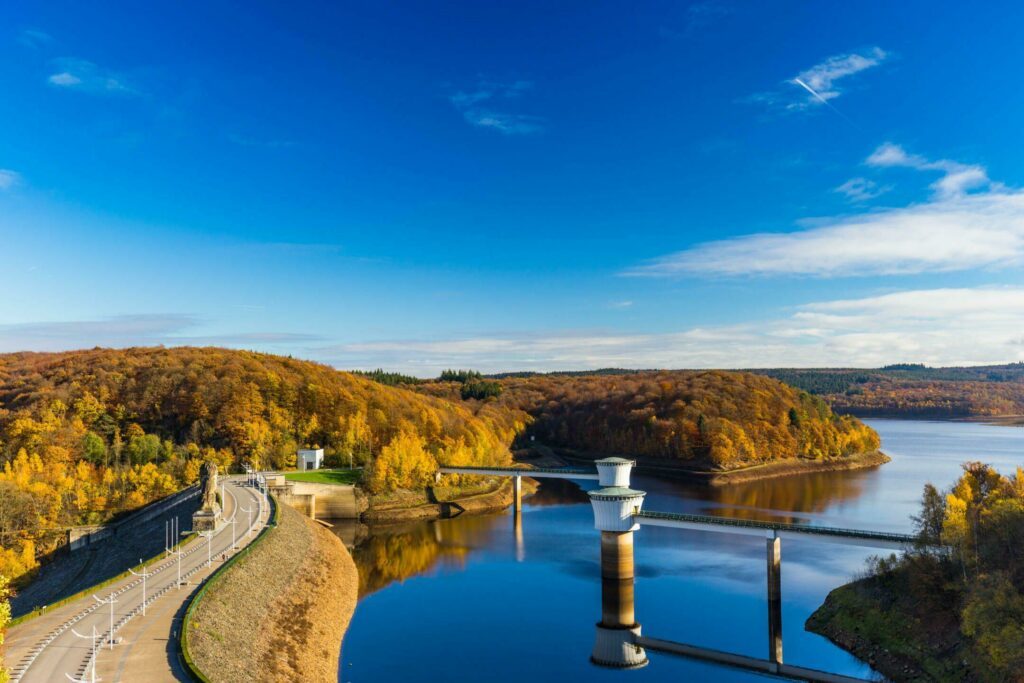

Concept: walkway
[[635, 510, 917, 549]]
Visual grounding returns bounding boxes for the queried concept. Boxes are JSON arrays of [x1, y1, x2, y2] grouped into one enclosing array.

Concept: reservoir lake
[[336, 419, 1024, 682]]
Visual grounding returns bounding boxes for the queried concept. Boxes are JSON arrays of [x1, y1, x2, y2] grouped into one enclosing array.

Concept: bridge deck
[[438, 465, 599, 480], [636, 510, 918, 549]]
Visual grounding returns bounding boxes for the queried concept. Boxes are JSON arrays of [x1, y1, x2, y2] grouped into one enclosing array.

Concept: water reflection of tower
[[588, 458, 648, 670]]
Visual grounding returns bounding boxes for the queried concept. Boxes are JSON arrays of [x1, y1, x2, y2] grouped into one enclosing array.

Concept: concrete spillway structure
[[588, 458, 648, 669]]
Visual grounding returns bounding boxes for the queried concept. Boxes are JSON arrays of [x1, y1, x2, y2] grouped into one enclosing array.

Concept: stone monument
[[192, 461, 222, 531]]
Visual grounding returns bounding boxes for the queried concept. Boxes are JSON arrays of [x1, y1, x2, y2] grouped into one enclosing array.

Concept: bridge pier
[[767, 532, 782, 667], [513, 474, 522, 513]]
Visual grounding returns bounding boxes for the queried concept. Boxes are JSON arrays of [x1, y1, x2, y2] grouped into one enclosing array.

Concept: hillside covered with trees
[[0, 347, 523, 585], [809, 463, 1024, 681], [757, 364, 1024, 418], [421, 370, 881, 469]]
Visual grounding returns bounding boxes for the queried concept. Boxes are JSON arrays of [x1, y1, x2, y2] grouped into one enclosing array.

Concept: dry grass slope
[[189, 504, 357, 682]]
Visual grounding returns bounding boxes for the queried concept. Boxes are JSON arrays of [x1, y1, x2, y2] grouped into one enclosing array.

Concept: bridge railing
[[437, 465, 599, 479], [634, 510, 920, 545]]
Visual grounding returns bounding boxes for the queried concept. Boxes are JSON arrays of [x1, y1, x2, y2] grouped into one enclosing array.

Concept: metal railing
[[635, 510, 919, 545]]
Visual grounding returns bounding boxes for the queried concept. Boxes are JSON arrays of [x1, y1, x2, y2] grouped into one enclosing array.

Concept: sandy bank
[[187, 503, 358, 682]]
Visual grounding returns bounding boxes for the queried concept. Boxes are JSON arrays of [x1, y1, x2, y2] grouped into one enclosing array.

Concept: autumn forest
[[0, 347, 890, 588]]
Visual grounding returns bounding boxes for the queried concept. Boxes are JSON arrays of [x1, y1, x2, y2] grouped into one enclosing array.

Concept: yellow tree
[[365, 429, 437, 493], [1, 573, 10, 683]]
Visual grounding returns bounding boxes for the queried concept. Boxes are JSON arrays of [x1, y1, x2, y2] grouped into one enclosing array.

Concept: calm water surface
[[337, 419, 1024, 682]]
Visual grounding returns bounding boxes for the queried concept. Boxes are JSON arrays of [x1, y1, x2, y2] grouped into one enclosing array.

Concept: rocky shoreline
[[363, 477, 536, 523]]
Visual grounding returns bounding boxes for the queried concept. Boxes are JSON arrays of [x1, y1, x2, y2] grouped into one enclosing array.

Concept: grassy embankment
[[185, 502, 357, 682], [807, 576, 964, 682], [284, 468, 361, 485]]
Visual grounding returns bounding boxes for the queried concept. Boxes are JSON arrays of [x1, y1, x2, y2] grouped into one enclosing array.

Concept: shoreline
[[363, 477, 537, 523], [841, 411, 1024, 427], [806, 577, 963, 682], [553, 448, 890, 486]]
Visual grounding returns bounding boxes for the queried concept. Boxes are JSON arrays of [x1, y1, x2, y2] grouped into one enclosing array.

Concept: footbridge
[[437, 464, 598, 512], [436, 458, 929, 681], [634, 510, 916, 550]]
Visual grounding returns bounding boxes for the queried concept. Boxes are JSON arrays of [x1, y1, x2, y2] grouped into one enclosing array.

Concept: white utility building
[[297, 448, 324, 471]]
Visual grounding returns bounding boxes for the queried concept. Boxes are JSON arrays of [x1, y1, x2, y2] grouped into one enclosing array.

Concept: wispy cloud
[[0, 314, 321, 353], [318, 287, 1024, 375], [47, 58, 135, 95], [449, 80, 543, 135], [866, 142, 992, 199], [18, 28, 53, 49], [834, 177, 889, 203], [608, 300, 634, 310], [0, 169, 22, 190], [0, 314, 197, 352], [747, 47, 888, 112], [627, 144, 1024, 278]]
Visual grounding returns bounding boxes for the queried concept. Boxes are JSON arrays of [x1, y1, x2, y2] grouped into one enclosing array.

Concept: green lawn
[[283, 468, 361, 485]]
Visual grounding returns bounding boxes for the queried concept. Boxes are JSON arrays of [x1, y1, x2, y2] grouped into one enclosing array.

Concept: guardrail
[[179, 492, 280, 683], [8, 530, 198, 630]]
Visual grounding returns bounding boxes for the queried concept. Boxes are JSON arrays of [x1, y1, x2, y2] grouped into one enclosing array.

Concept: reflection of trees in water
[[525, 478, 592, 506], [352, 515, 505, 597], [695, 470, 875, 524]]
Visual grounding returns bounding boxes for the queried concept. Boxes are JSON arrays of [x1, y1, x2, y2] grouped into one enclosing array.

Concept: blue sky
[[2, 1, 1023, 375]]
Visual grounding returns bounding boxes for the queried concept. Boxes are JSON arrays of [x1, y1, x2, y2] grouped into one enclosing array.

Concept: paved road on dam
[[5, 476, 268, 683]]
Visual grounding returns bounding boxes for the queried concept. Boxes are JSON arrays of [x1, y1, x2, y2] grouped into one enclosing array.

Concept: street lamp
[[93, 593, 118, 649], [199, 530, 214, 567], [69, 626, 103, 682], [128, 562, 152, 617]]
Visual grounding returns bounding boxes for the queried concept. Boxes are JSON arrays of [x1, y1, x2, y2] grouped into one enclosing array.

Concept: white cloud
[[608, 300, 634, 309], [449, 80, 543, 135], [867, 142, 991, 199], [834, 177, 889, 202], [628, 145, 1024, 278], [0, 169, 22, 190], [0, 314, 321, 353], [318, 287, 1024, 375], [748, 47, 887, 112], [47, 58, 134, 94]]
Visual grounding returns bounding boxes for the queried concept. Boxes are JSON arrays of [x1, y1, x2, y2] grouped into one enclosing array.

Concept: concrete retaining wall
[[277, 491, 317, 519], [66, 484, 200, 551], [291, 482, 358, 519], [267, 481, 358, 519]]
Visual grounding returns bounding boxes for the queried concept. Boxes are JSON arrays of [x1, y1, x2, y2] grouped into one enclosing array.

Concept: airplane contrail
[[791, 77, 861, 129], [792, 78, 832, 106]]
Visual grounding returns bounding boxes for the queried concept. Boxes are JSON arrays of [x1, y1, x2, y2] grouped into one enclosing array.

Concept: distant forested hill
[[0, 347, 522, 583], [420, 370, 880, 468], [756, 364, 1024, 417]]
